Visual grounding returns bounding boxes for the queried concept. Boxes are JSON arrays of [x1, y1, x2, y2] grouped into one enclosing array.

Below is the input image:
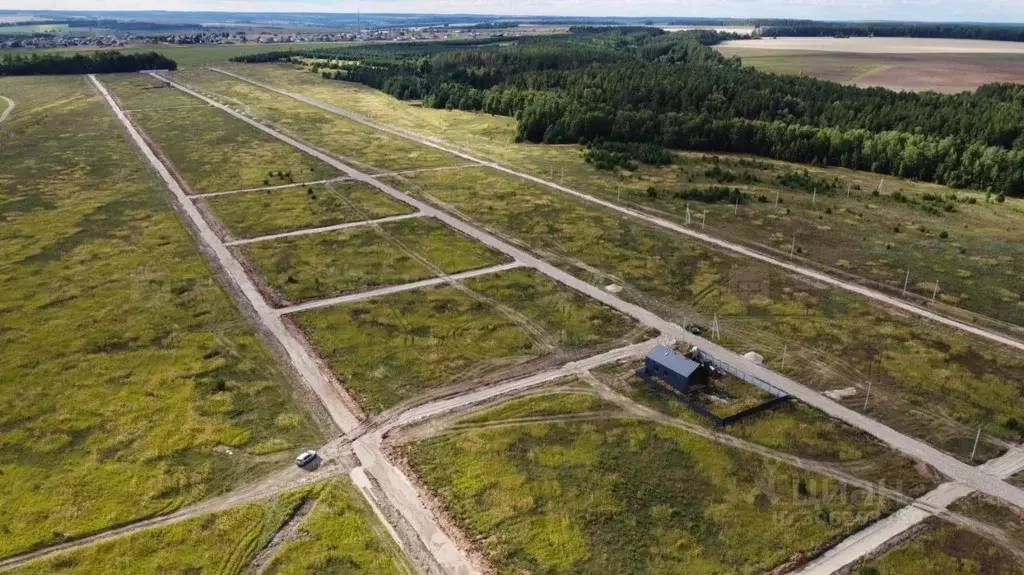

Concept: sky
[[6, 0, 1024, 23]]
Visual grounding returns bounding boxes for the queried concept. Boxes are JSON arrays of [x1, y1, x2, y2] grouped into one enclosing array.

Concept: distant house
[[642, 345, 708, 393]]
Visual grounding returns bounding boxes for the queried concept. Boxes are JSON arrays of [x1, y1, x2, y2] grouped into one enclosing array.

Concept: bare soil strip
[[207, 67, 1024, 352], [192, 176, 352, 198], [225, 212, 426, 246], [0, 96, 14, 125], [169, 71, 1024, 512], [276, 261, 523, 315]]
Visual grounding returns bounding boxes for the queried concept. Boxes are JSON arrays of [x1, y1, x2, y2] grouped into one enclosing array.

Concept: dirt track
[[0, 96, 14, 125]]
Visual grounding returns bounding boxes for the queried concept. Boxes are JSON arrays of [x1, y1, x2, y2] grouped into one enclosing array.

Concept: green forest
[[0, 51, 177, 75], [235, 27, 1024, 196]]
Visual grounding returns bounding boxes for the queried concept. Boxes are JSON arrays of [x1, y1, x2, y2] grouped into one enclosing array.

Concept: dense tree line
[[759, 22, 1024, 43], [0, 51, 177, 75], [238, 27, 1024, 195]]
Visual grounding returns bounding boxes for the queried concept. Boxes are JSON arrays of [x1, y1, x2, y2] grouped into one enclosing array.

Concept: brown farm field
[[716, 44, 1024, 93]]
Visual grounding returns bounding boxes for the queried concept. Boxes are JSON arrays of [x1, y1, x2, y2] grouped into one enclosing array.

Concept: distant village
[[0, 26, 516, 50]]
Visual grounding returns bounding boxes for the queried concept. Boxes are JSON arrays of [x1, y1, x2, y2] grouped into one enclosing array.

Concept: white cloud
[[3, 0, 1024, 22]]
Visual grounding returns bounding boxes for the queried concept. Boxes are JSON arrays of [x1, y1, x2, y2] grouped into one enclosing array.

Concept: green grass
[[0, 23, 69, 34], [202, 180, 414, 239], [459, 391, 615, 424], [592, 361, 941, 497], [0, 75, 321, 558], [854, 517, 1024, 575], [101, 74, 339, 193], [239, 216, 508, 304], [9, 486, 317, 574], [404, 413, 894, 574], [218, 62, 1024, 331], [172, 68, 461, 172], [291, 268, 639, 413], [380, 166, 1022, 458], [263, 480, 413, 574]]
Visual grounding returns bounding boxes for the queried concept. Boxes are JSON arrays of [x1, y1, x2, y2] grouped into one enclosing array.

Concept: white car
[[295, 450, 318, 468]]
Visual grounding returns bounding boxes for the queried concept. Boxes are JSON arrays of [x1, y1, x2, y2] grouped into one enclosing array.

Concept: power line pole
[[701, 211, 706, 230], [790, 235, 796, 258], [902, 269, 911, 297], [931, 280, 940, 303], [734, 197, 739, 215], [712, 314, 720, 340], [863, 377, 873, 411], [775, 190, 780, 208], [812, 188, 817, 205], [780, 345, 787, 371], [685, 203, 692, 225], [970, 427, 982, 462]]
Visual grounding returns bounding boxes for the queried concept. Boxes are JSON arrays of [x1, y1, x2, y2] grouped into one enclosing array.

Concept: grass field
[[380, 166, 1022, 458], [261, 479, 413, 574], [9, 487, 315, 574], [102, 74, 339, 193], [854, 517, 1024, 574], [0, 76, 321, 558], [291, 268, 641, 413], [214, 63, 1024, 330], [0, 23, 69, 34], [403, 409, 895, 574], [238, 216, 508, 304], [173, 68, 459, 172], [11, 479, 411, 574], [592, 361, 941, 497], [202, 180, 415, 240]]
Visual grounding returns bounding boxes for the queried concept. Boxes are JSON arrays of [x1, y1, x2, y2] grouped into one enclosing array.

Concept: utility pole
[[775, 190, 780, 208], [790, 235, 796, 258], [780, 345, 787, 371], [734, 197, 739, 215], [847, 182, 851, 198], [812, 188, 817, 205], [931, 280, 940, 303], [701, 211, 707, 230], [902, 269, 911, 297], [863, 378, 873, 411], [712, 314, 720, 340], [970, 427, 982, 461], [685, 203, 692, 225]]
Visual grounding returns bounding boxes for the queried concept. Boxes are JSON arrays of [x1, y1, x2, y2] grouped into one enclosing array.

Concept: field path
[[207, 66, 1024, 353], [0, 96, 14, 125]]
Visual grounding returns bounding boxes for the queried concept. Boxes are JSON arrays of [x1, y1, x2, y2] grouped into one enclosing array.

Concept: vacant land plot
[[0, 76, 320, 558], [593, 361, 941, 497], [103, 74, 339, 193], [9, 487, 314, 574], [173, 68, 459, 172], [291, 268, 640, 413], [238, 216, 508, 304], [216, 63, 1024, 329], [202, 180, 414, 240], [11, 479, 410, 574], [715, 46, 1024, 93], [402, 411, 894, 574], [261, 480, 412, 574], [854, 516, 1024, 574], [381, 167, 1023, 457]]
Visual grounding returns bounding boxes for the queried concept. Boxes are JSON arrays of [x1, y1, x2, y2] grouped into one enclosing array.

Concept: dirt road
[[209, 67, 1024, 354], [0, 96, 14, 125]]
